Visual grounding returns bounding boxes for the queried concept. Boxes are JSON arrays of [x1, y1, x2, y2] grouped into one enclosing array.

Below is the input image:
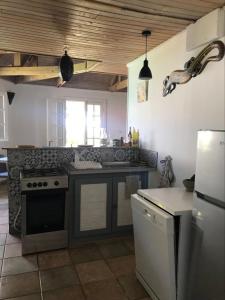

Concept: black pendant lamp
[[60, 50, 74, 82], [139, 30, 152, 80]]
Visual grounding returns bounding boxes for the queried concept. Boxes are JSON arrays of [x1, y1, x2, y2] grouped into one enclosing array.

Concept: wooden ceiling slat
[[0, 9, 186, 35], [0, 0, 223, 76], [95, 0, 209, 18], [104, 0, 222, 14], [0, 0, 192, 24], [0, 2, 190, 30], [0, 15, 180, 45], [0, 26, 167, 53]]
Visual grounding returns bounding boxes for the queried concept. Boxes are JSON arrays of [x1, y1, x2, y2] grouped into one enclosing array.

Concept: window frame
[[0, 93, 8, 142], [47, 97, 107, 147], [85, 99, 106, 147]]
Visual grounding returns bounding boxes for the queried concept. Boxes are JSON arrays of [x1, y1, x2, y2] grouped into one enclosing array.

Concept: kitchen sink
[[102, 161, 138, 168]]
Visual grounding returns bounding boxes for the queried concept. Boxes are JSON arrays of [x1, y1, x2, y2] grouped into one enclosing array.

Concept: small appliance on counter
[[20, 167, 68, 255], [131, 187, 193, 300], [188, 130, 225, 300]]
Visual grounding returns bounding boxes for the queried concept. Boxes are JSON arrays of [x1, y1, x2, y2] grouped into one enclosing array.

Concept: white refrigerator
[[188, 130, 225, 300]]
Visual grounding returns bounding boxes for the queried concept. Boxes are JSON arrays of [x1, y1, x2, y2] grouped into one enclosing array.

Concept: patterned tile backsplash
[[6, 147, 157, 234]]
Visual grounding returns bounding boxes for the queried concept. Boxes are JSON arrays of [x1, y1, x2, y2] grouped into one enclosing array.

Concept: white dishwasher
[[131, 188, 193, 300]]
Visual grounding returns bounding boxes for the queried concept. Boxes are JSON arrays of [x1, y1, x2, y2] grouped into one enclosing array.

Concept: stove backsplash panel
[[6, 147, 157, 234]]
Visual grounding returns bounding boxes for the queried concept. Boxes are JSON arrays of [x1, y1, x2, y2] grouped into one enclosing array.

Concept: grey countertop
[[66, 163, 155, 175]]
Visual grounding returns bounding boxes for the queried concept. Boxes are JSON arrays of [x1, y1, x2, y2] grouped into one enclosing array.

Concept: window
[[66, 100, 103, 147], [47, 98, 106, 147], [86, 104, 101, 147], [65, 101, 86, 147], [0, 94, 8, 141]]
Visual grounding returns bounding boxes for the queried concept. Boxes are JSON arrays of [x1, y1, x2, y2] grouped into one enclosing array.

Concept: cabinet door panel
[[74, 177, 112, 237], [80, 183, 107, 231], [117, 180, 141, 226], [113, 174, 146, 231]]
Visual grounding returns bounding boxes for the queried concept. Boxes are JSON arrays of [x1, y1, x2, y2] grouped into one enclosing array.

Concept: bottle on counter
[[132, 127, 137, 146], [137, 129, 140, 147], [132, 127, 140, 147], [128, 127, 132, 147]]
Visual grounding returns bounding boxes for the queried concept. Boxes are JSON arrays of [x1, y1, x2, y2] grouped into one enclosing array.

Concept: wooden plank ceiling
[[0, 0, 224, 88]]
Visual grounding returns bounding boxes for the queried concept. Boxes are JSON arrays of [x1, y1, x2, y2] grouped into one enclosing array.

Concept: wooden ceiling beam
[[12, 61, 100, 83], [16, 74, 57, 84], [13, 53, 21, 66], [109, 78, 128, 91], [0, 61, 100, 77]]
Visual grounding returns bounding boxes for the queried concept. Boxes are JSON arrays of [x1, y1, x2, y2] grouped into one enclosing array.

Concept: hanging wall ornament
[[60, 50, 74, 82], [162, 40, 225, 97]]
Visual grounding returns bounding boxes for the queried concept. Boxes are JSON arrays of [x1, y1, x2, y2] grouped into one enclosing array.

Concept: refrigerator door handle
[[195, 191, 225, 209]]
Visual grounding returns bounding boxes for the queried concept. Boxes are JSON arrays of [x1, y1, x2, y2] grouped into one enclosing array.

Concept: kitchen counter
[[66, 163, 154, 175]]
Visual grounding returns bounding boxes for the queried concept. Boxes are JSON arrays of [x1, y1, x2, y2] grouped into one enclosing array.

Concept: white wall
[[0, 80, 127, 151], [128, 13, 225, 187]]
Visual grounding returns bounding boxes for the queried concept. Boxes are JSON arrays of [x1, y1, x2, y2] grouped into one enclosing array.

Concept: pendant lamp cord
[[145, 35, 147, 59]]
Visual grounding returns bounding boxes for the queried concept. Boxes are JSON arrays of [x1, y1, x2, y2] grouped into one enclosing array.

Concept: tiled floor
[[0, 183, 152, 300]]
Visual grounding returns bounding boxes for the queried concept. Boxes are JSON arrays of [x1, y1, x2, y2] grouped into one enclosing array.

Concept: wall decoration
[[137, 80, 149, 102], [163, 40, 225, 97]]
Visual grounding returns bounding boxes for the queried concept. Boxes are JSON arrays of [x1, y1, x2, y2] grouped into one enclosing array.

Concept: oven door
[[22, 189, 66, 235]]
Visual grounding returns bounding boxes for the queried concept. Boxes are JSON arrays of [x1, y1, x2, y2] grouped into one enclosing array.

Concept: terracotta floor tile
[[2, 255, 38, 276], [6, 234, 21, 245], [70, 243, 102, 264], [40, 265, 79, 291], [4, 243, 22, 258], [83, 278, 127, 300], [123, 238, 135, 253], [38, 249, 71, 270], [0, 224, 8, 234], [0, 233, 6, 246], [118, 273, 148, 300], [42, 285, 85, 300], [107, 255, 135, 277], [95, 236, 125, 245], [98, 241, 131, 259], [76, 260, 113, 284], [0, 271, 40, 299], [5, 294, 42, 300], [0, 245, 4, 259]]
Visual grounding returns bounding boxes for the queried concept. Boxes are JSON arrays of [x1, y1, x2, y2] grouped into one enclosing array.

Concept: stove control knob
[[33, 182, 37, 188], [38, 182, 43, 187], [54, 180, 59, 186], [43, 182, 48, 187], [27, 182, 32, 188]]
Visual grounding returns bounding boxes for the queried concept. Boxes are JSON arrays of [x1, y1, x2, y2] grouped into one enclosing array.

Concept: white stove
[[20, 168, 68, 191]]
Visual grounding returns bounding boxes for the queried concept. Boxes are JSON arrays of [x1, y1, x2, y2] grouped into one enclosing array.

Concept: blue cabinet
[[69, 171, 148, 245]]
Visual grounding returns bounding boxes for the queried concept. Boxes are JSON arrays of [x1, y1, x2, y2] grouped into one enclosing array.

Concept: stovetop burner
[[20, 167, 68, 191], [22, 168, 67, 178]]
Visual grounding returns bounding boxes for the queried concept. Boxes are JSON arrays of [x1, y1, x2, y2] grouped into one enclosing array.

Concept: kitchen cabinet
[[112, 175, 143, 232], [73, 177, 112, 237], [69, 171, 148, 244]]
